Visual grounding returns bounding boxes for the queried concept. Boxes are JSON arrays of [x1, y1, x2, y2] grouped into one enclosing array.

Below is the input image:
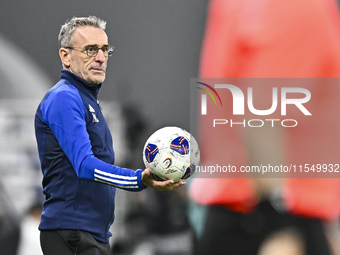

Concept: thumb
[[141, 168, 153, 187], [144, 168, 152, 175], [142, 168, 154, 180]]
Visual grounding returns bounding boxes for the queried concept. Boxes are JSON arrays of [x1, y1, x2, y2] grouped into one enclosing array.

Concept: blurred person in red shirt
[[189, 0, 340, 254]]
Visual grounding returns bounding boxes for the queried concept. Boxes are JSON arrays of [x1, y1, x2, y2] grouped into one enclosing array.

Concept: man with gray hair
[[35, 16, 185, 255]]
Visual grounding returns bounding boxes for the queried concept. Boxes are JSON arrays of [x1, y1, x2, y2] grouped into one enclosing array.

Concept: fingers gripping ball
[[143, 126, 200, 182]]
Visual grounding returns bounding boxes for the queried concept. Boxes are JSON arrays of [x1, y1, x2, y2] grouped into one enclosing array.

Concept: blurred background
[[0, 0, 209, 134], [0, 1, 209, 255]]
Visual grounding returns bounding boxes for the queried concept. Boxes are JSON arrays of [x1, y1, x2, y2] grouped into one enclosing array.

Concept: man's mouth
[[91, 67, 105, 73]]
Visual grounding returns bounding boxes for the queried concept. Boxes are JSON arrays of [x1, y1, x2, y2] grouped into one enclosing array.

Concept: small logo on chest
[[89, 104, 99, 123]]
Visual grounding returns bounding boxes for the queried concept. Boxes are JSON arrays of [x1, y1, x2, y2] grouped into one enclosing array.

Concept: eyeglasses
[[65, 45, 115, 57]]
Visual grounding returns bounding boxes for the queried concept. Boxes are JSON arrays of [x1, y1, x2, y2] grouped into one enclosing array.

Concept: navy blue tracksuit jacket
[[35, 70, 146, 242]]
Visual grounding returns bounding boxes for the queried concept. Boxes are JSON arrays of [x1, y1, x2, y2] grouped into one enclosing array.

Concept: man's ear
[[59, 48, 71, 68]]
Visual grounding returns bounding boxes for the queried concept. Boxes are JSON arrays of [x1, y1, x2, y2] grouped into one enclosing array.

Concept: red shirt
[[190, 0, 340, 220]]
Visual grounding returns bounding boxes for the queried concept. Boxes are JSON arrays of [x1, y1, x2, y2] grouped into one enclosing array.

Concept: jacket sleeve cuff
[[136, 169, 147, 190]]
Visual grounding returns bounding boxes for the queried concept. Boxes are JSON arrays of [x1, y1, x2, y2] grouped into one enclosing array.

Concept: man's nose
[[95, 49, 106, 62]]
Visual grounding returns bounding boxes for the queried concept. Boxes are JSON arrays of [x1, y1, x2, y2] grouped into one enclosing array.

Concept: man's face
[[65, 26, 109, 85]]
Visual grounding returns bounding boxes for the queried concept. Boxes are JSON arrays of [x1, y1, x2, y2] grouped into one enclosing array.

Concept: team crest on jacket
[[89, 104, 99, 123]]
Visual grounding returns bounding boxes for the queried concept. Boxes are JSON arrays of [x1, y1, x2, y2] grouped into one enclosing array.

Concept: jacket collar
[[60, 70, 102, 99]]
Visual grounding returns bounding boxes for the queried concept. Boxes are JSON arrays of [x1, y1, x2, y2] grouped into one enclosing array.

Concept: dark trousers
[[40, 230, 110, 255], [195, 201, 331, 255]]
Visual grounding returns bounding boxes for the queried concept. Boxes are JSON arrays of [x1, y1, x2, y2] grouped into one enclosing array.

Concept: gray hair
[[58, 16, 107, 48]]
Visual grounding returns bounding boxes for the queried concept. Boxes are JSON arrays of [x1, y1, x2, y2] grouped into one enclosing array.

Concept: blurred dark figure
[[0, 183, 21, 255]]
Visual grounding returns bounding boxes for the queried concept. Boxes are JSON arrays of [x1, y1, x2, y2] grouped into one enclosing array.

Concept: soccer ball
[[143, 126, 200, 182]]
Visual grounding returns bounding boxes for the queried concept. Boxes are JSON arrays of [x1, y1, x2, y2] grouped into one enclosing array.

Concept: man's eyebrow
[[85, 44, 110, 48]]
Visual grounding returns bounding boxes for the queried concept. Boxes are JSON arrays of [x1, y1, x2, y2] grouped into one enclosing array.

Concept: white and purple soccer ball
[[143, 126, 200, 182]]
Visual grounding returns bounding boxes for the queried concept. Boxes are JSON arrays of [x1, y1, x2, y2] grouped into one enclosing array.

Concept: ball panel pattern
[[170, 136, 189, 155], [144, 143, 159, 163]]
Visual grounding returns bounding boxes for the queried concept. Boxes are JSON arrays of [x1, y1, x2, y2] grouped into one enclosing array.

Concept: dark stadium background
[[0, 0, 209, 136]]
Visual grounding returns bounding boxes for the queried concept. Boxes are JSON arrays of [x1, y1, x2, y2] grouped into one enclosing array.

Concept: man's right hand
[[141, 168, 186, 191]]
